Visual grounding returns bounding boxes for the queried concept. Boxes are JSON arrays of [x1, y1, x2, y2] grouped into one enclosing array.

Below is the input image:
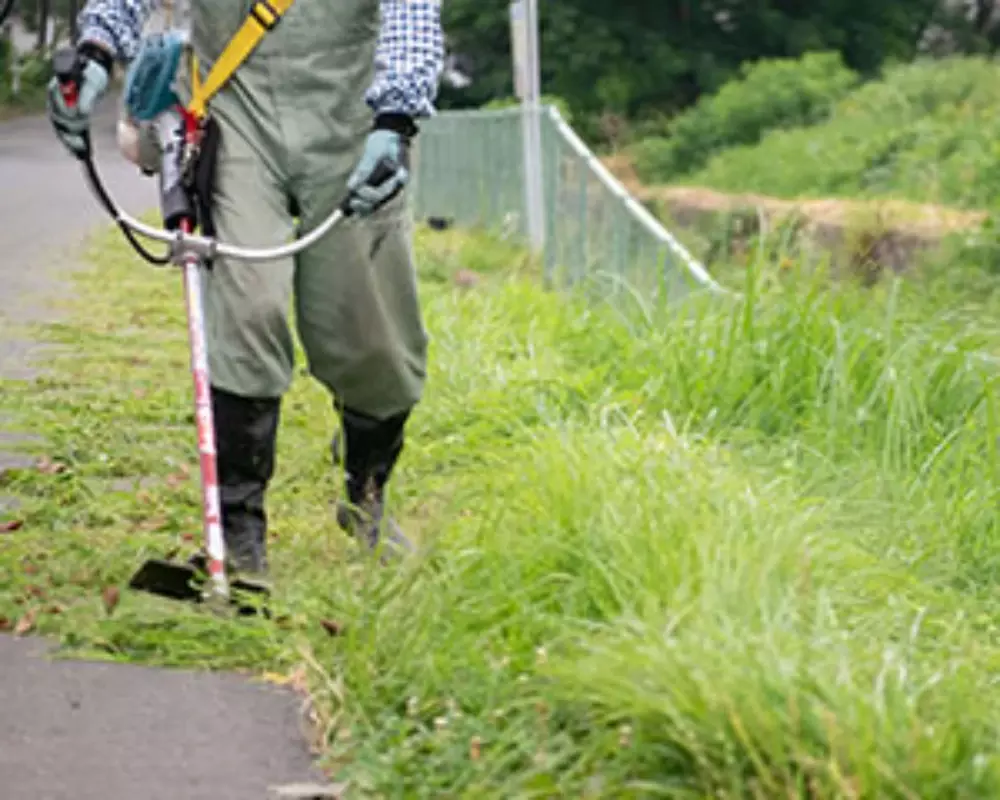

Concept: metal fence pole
[[510, 1, 546, 261]]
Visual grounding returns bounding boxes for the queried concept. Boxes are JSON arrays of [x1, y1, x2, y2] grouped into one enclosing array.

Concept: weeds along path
[[2, 195, 1000, 794], [0, 108, 331, 799]]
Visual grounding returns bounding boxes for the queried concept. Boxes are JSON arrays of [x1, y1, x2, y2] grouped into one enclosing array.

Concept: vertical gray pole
[[510, 1, 545, 256], [37, 0, 51, 51], [69, 0, 79, 44]]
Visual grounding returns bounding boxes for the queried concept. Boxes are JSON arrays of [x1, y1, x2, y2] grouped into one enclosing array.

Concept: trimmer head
[[128, 554, 271, 617], [128, 558, 204, 602]]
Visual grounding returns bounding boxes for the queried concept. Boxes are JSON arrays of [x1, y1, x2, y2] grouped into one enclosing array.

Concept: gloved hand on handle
[[46, 43, 113, 159], [345, 113, 418, 217]]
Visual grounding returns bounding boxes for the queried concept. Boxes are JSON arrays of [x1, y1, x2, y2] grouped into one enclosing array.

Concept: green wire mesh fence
[[410, 105, 726, 302]]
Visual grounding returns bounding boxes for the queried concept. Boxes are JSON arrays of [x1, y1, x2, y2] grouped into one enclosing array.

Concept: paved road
[[0, 104, 336, 799], [0, 97, 156, 307], [0, 638, 328, 800]]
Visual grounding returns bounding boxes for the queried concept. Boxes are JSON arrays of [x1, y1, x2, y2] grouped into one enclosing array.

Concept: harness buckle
[[250, 0, 281, 30]]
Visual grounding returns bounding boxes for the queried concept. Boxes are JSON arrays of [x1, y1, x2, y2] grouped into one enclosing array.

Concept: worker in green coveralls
[[47, 0, 445, 576]]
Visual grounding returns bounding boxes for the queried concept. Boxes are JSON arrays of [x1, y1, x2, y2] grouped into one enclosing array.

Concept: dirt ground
[[601, 153, 987, 268]]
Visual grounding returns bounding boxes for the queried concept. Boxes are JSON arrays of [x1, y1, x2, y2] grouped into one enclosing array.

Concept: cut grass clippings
[[2, 219, 1000, 796]]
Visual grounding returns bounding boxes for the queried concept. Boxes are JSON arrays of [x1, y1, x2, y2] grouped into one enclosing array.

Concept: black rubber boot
[[334, 404, 414, 558], [211, 386, 281, 576]]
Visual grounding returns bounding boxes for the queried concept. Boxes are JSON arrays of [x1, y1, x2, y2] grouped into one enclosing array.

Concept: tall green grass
[[1, 225, 999, 796], [632, 52, 859, 184]]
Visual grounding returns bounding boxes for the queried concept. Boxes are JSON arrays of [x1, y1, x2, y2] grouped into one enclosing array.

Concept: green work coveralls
[[181, 1, 429, 419], [155, 1, 429, 571]]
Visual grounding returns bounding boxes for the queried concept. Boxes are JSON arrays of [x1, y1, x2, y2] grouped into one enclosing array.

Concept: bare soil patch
[[602, 153, 988, 273]]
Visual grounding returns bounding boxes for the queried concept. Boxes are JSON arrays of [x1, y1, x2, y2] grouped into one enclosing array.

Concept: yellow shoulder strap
[[188, 0, 297, 120]]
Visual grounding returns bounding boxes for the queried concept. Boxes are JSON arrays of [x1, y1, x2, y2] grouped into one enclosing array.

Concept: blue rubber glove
[[46, 44, 112, 158], [345, 114, 417, 217]]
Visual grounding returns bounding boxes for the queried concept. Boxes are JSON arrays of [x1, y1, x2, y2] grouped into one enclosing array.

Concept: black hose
[[78, 132, 172, 266], [48, 46, 172, 265]]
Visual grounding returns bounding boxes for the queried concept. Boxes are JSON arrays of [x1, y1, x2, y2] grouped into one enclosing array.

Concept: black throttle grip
[[367, 158, 398, 188], [52, 47, 84, 108], [339, 157, 404, 217], [50, 47, 94, 160]]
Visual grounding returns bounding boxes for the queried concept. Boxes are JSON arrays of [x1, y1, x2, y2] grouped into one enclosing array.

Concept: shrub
[[685, 56, 1000, 208], [0, 51, 54, 112], [632, 51, 859, 183]]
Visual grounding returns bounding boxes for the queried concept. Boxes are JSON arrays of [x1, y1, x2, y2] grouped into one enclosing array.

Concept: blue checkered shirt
[[77, 0, 444, 117]]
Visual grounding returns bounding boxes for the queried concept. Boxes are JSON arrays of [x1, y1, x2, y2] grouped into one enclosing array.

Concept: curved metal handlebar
[[114, 203, 347, 264], [65, 101, 351, 266]]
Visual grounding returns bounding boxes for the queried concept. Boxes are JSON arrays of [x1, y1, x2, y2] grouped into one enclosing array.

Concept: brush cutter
[[52, 48, 393, 616]]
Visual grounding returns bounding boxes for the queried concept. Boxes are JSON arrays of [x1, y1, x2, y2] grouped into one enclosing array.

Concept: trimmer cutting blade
[[129, 553, 271, 617]]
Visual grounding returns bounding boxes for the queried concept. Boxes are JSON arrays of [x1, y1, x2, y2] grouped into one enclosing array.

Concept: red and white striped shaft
[[180, 218, 228, 599]]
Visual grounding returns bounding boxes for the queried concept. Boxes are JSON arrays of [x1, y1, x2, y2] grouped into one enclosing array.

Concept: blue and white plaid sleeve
[[77, 0, 159, 62], [366, 0, 445, 119]]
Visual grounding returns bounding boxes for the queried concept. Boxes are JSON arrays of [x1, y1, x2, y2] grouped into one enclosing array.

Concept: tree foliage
[[631, 51, 861, 181], [441, 0, 982, 128]]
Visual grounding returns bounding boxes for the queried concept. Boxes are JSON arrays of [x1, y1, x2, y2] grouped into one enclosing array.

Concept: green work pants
[[183, 0, 428, 419]]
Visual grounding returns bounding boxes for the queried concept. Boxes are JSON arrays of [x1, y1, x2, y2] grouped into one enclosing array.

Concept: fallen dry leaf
[[454, 269, 483, 289], [69, 569, 93, 586], [45, 604, 64, 615], [259, 665, 310, 694], [470, 736, 482, 762], [181, 532, 195, 543], [23, 584, 46, 599], [0, 519, 24, 534], [320, 619, 344, 637], [101, 586, 120, 615], [288, 664, 310, 694], [261, 671, 294, 687], [21, 561, 38, 575], [36, 457, 67, 475], [165, 464, 193, 490], [14, 608, 37, 637], [0, 616, 12, 632], [135, 514, 168, 533]]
